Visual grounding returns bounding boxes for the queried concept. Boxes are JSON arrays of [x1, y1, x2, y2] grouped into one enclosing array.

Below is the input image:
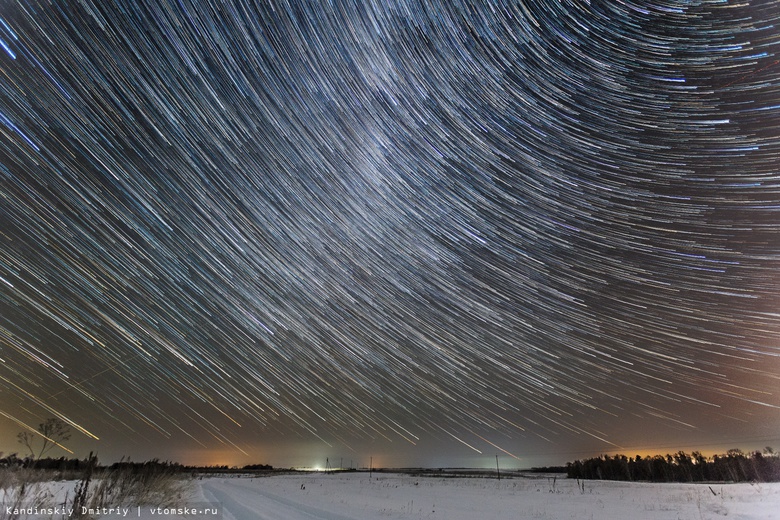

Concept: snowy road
[[202, 478, 360, 520]]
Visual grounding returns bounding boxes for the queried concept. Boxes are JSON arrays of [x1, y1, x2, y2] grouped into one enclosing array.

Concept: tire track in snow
[[201, 479, 361, 520]]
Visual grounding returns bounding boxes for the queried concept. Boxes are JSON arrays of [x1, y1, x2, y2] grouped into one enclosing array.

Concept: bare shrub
[[0, 455, 191, 520], [70, 458, 191, 519], [87, 466, 190, 509], [0, 467, 58, 520]]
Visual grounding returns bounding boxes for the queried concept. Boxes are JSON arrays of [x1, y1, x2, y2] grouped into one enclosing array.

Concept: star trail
[[1, 0, 780, 467]]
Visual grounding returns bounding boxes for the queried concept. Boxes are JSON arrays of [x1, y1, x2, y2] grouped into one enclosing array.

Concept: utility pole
[[496, 455, 500, 481], [370, 456, 373, 479]]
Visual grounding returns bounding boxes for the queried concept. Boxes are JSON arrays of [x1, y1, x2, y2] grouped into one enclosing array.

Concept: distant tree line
[[108, 458, 185, 474], [567, 448, 780, 482], [0, 453, 273, 473], [8, 417, 276, 475], [0, 453, 94, 471], [242, 463, 273, 470]]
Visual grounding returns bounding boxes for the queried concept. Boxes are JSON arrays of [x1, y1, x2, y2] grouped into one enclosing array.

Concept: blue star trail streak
[[1, 0, 779, 466]]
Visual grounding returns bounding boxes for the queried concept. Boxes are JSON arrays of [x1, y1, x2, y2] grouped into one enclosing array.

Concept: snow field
[[194, 472, 780, 520], [4, 472, 778, 519]]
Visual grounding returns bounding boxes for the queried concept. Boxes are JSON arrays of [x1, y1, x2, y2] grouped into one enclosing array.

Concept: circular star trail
[[1, 0, 779, 464]]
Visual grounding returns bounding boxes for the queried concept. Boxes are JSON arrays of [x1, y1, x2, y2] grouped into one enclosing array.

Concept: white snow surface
[[165, 472, 778, 520], [5, 472, 779, 519]]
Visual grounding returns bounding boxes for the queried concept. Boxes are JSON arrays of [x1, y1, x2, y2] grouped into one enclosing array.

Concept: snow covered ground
[[188, 472, 778, 520], [6, 472, 779, 519]]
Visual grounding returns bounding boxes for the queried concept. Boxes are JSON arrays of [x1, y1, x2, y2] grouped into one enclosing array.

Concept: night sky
[[1, 0, 779, 469]]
